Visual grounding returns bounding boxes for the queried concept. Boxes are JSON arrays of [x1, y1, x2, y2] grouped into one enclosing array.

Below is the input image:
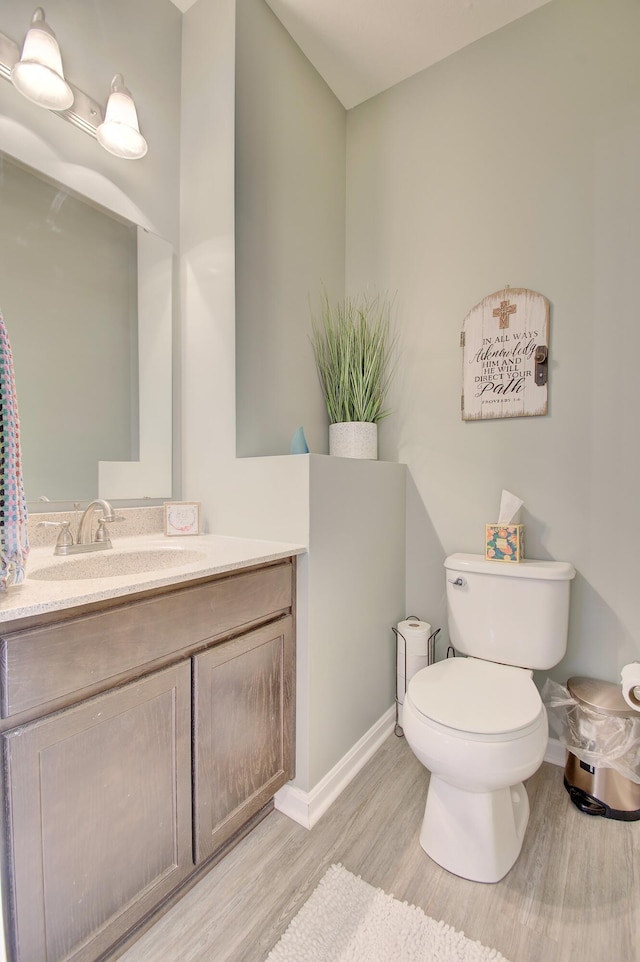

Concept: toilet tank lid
[[444, 553, 575, 581]]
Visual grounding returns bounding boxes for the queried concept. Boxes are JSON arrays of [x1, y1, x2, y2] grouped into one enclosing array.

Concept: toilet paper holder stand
[[392, 619, 440, 737]]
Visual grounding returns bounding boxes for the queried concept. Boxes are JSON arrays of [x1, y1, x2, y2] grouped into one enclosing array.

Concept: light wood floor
[[118, 734, 640, 962]]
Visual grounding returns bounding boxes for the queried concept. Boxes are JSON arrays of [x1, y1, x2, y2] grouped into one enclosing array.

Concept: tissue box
[[485, 524, 524, 562]]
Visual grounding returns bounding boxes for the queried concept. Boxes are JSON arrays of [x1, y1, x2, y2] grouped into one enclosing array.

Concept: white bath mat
[[266, 864, 512, 962]]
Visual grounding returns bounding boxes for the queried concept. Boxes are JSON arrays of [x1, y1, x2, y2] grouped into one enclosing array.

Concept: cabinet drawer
[[1, 562, 293, 719]]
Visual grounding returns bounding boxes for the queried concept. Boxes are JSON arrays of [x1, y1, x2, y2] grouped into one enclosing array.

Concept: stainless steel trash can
[[564, 676, 640, 821]]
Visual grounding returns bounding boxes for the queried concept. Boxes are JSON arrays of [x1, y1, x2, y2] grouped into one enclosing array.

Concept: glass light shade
[[10, 8, 73, 111], [96, 74, 147, 160]]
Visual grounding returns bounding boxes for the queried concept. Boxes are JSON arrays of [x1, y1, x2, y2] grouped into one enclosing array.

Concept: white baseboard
[[544, 736, 567, 768], [275, 721, 566, 830], [275, 706, 396, 830]]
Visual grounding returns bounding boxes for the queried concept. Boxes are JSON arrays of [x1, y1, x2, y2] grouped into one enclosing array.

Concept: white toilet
[[403, 552, 575, 884]]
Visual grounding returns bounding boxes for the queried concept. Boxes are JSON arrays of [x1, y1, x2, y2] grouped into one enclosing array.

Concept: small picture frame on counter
[[164, 501, 201, 536]]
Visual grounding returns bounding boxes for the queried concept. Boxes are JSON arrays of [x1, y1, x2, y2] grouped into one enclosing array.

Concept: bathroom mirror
[[0, 149, 172, 504]]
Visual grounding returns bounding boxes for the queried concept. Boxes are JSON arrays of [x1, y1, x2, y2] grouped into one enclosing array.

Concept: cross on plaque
[[493, 299, 517, 329]]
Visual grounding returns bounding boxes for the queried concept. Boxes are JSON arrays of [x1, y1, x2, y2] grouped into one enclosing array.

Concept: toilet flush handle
[[448, 577, 465, 587]]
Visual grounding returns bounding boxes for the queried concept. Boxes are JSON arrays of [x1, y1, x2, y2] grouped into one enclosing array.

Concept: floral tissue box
[[485, 524, 524, 562]]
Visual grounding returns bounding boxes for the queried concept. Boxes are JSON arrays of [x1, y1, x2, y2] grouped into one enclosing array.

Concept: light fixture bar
[[0, 29, 104, 137], [62, 86, 104, 136], [0, 31, 18, 82]]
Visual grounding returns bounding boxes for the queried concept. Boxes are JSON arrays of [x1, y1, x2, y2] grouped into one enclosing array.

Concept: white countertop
[[0, 534, 307, 623]]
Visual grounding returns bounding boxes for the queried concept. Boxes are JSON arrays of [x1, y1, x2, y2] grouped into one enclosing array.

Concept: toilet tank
[[444, 553, 576, 670]]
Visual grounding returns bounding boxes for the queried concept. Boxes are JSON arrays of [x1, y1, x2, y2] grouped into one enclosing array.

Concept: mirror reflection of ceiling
[[166, 0, 553, 109], [0, 153, 138, 503], [0, 147, 173, 507]]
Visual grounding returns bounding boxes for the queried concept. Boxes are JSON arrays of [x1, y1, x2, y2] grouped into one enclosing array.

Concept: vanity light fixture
[[0, 8, 147, 160], [96, 75, 147, 160], [10, 7, 73, 111]]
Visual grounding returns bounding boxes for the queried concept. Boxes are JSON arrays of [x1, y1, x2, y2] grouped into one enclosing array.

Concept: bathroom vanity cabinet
[[0, 558, 296, 962]]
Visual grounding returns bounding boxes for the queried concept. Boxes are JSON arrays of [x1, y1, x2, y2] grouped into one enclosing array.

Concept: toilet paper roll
[[396, 619, 430, 704], [621, 663, 640, 713]]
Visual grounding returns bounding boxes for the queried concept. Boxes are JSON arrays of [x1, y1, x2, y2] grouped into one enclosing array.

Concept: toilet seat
[[407, 657, 542, 736]]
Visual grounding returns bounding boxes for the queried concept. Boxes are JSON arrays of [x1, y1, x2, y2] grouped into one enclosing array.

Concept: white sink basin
[[29, 546, 208, 582]]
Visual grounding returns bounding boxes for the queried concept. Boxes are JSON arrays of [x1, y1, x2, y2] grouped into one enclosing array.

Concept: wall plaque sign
[[461, 287, 549, 421]]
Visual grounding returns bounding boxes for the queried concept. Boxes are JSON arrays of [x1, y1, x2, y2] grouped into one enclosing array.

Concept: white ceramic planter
[[329, 421, 378, 459]]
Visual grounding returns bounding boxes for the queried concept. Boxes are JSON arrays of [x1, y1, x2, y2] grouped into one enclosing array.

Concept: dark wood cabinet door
[[193, 616, 295, 863], [2, 662, 192, 962]]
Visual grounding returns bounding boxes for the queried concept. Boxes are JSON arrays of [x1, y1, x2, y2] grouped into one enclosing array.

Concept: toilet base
[[420, 775, 530, 883]]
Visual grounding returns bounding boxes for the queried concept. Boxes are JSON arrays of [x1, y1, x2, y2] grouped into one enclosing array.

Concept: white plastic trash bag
[[542, 678, 640, 784]]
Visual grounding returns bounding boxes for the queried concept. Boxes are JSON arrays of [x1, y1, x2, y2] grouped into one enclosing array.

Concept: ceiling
[[172, 0, 552, 109]]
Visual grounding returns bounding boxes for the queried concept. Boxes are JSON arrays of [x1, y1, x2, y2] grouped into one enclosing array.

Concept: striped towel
[[0, 309, 29, 588]]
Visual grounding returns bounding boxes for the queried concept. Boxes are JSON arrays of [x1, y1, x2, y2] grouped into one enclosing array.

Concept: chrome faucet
[[38, 499, 123, 556]]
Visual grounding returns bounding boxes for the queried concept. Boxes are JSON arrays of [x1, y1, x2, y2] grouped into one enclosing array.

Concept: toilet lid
[[407, 658, 542, 735]]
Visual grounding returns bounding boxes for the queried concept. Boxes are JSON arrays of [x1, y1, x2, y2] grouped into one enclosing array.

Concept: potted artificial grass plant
[[310, 290, 396, 459]]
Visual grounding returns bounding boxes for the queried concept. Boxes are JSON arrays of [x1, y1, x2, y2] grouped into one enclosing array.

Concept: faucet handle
[[95, 514, 125, 544], [37, 520, 74, 550], [97, 514, 125, 529]]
